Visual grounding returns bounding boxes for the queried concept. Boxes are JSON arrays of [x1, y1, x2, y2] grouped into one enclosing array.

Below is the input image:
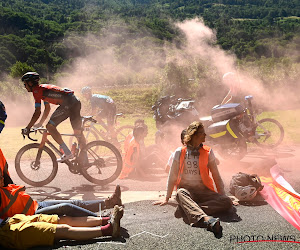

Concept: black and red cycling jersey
[[32, 84, 74, 107]]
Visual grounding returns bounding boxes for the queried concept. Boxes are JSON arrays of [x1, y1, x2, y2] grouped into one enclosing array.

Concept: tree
[[9, 61, 35, 78]]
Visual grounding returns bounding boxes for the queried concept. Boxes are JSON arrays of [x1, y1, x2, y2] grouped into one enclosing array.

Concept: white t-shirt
[[166, 145, 216, 198]]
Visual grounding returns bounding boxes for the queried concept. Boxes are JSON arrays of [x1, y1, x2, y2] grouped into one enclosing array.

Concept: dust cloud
[[1, 17, 299, 180]]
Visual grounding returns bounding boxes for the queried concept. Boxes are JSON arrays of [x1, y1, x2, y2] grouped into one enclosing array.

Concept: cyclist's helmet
[[21, 72, 40, 84], [81, 86, 92, 95]]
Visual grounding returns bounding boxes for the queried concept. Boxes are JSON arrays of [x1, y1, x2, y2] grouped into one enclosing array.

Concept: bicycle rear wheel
[[79, 140, 122, 185], [69, 126, 100, 148], [15, 143, 58, 187]]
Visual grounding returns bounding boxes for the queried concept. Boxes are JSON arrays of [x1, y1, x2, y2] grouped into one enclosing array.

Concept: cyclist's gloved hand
[[21, 127, 30, 136]]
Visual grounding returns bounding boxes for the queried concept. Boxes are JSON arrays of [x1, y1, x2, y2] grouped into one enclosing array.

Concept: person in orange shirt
[[123, 119, 145, 152], [0, 169, 122, 219], [154, 121, 232, 237], [119, 124, 147, 179]]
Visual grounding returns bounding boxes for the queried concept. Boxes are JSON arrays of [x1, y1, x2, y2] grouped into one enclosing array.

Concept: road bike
[[69, 113, 133, 153], [15, 117, 123, 187]]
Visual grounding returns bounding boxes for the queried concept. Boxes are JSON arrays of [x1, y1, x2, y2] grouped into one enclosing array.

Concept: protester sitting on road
[[0, 170, 122, 219], [0, 205, 123, 249], [154, 121, 232, 236], [119, 124, 148, 179], [81, 86, 117, 140], [124, 119, 145, 152], [0, 100, 13, 186], [21, 72, 85, 163]]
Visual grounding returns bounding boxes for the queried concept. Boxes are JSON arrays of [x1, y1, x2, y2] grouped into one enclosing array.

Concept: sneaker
[[57, 153, 74, 163], [105, 185, 122, 208], [111, 205, 124, 238]]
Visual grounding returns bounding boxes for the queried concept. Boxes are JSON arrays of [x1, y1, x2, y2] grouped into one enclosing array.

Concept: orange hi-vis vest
[[176, 145, 216, 192], [0, 148, 9, 176], [123, 132, 133, 153], [0, 184, 38, 219], [119, 138, 140, 179]]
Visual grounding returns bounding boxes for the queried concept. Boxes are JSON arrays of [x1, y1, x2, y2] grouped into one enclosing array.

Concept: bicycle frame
[[35, 128, 79, 169]]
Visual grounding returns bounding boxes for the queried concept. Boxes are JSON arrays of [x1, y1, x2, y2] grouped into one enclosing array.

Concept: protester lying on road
[[0, 172, 122, 219], [154, 121, 233, 237], [0, 205, 123, 249]]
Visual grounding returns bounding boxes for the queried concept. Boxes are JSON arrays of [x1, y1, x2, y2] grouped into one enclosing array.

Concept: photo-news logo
[[229, 234, 299, 244]]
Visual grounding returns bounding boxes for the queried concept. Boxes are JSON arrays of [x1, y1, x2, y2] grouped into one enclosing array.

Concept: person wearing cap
[[154, 121, 232, 236]]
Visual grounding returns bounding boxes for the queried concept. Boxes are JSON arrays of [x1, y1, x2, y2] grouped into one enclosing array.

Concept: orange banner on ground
[[260, 165, 300, 231]]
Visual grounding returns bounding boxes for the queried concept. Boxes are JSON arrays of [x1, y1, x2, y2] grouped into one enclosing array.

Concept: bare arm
[[221, 90, 232, 105], [208, 160, 225, 195], [36, 102, 51, 126], [26, 107, 41, 129], [153, 152, 180, 206]]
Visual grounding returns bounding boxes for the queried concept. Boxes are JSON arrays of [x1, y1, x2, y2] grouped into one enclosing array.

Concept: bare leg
[[58, 216, 103, 227], [74, 129, 86, 147], [55, 224, 104, 240], [46, 124, 64, 145]]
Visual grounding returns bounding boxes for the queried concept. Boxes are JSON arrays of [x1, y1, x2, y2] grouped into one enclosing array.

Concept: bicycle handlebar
[[21, 127, 46, 141]]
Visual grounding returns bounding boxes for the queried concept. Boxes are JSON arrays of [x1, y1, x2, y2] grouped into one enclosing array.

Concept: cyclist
[[21, 72, 85, 162], [81, 86, 117, 139]]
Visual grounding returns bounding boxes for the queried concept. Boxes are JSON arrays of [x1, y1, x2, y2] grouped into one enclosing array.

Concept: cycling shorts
[[48, 94, 82, 130]]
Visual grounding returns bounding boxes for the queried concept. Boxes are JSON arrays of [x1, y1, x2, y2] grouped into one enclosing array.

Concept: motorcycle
[[152, 96, 199, 129], [200, 95, 285, 160]]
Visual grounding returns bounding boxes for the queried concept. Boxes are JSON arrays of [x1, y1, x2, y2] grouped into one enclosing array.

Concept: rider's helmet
[[21, 72, 40, 84], [81, 86, 92, 95], [222, 72, 241, 97], [235, 186, 257, 201], [222, 72, 235, 84]]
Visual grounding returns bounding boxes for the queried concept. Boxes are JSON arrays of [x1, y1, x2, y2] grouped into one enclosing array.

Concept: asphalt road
[[6, 143, 300, 250]]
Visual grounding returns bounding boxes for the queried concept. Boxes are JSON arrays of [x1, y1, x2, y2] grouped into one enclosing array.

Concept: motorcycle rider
[[221, 72, 243, 105]]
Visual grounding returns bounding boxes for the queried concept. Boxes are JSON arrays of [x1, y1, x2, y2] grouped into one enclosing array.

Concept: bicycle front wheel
[[253, 118, 284, 148], [79, 140, 122, 185], [15, 143, 58, 187]]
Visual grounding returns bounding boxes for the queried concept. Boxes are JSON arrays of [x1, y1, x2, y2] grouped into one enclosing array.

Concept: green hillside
[[0, 0, 299, 76]]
